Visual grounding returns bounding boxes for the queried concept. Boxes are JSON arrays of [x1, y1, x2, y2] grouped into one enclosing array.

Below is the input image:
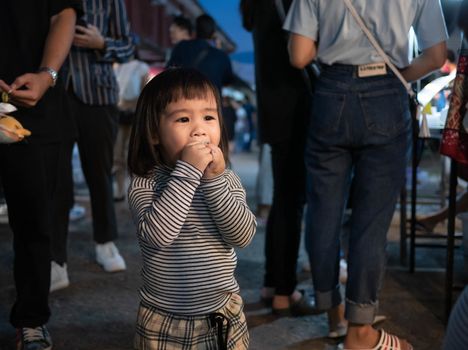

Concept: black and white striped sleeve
[[128, 161, 203, 248], [200, 170, 256, 248]]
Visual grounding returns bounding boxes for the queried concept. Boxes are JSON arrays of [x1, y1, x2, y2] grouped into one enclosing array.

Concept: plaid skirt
[[134, 293, 249, 350]]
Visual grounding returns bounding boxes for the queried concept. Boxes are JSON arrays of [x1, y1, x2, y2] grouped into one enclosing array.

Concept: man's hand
[[0, 72, 52, 108], [203, 144, 225, 179], [73, 24, 105, 50], [180, 142, 213, 173], [0, 80, 12, 96]]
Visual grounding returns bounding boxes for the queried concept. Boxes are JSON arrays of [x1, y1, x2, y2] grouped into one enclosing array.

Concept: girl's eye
[[204, 115, 216, 121], [176, 117, 189, 123]]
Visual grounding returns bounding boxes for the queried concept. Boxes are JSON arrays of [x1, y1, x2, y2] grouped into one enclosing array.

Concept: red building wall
[[124, 0, 175, 61]]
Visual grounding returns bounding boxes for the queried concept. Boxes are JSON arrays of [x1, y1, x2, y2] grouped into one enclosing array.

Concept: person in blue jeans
[[443, 286, 468, 350], [284, 0, 447, 349]]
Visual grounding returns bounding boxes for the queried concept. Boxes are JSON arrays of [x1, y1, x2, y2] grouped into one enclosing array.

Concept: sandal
[[343, 329, 413, 350], [328, 315, 387, 339], [272, 290, 320, 317]]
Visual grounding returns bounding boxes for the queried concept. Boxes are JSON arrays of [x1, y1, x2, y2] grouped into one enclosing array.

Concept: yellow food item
[[0, 115, 32, 143]]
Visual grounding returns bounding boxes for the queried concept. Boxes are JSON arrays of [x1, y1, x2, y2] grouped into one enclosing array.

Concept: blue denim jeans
[[305, 64, 411, 324]]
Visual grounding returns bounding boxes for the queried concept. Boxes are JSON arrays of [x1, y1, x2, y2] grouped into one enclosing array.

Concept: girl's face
[[156, 93, 221, 167]]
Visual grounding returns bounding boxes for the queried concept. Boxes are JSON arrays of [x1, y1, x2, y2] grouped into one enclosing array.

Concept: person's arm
[[73, 0, 134, 63], [400, 41, 447, 82], [287, 33, 317, 69], [200, 171, 256, 248], [128, 162, 202, 248], [0, 8, 76, 107]]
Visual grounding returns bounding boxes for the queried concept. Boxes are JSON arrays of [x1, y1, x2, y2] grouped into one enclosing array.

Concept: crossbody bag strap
[[342, 0, 415, 98]]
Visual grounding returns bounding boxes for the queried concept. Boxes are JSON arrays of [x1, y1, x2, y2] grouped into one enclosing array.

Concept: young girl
[[127, 68, 256, 350]]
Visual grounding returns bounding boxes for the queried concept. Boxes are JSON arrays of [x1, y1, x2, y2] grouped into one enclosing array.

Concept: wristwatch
[[37, 66, 58, 87]]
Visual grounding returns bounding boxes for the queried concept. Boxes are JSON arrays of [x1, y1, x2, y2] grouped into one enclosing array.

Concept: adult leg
[[343, 131, 409, 348], [74, 98, 119, 243], [50, 139, 75, 265], [0, 142, 58, 327], [303, 71, 353, 313], [343, 73, 411, 350], [113, 123, 131, 201], [263, 134, 308, 311], [305, 140, 352, 311], [345, 132, 407, 323]]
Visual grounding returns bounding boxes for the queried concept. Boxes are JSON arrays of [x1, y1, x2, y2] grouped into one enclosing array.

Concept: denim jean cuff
[[345, 298, 378, 324], [315, 285, 342, 310]]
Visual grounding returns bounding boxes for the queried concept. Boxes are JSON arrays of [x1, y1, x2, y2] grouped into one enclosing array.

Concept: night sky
[[198, 0, 253, 54]]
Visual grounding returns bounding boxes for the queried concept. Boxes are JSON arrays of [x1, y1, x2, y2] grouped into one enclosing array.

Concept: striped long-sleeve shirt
[[129, 161, 256, 316], [61, 0, 134, 105]]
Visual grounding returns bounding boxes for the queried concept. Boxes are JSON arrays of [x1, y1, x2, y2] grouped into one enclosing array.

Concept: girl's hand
[[181, 141, 213, 173], [203, 144, 225, 179]]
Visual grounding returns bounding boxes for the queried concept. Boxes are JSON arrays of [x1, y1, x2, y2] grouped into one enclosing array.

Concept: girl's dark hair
[[128, 67, 230, 176]]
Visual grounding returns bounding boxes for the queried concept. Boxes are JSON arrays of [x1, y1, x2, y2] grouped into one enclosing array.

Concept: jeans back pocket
[[359, 88, 409, 138], [311, 90, 346, 135]]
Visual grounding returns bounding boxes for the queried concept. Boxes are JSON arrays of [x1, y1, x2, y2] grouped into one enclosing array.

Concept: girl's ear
[[151, 134, 159, 145]]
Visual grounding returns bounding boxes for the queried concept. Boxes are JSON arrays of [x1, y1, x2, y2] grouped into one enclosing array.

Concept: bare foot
[[415, 215, 441, 233], [272, 295, 289, 309], [328, 304, 347, 337], [271, 290, 304, 309]]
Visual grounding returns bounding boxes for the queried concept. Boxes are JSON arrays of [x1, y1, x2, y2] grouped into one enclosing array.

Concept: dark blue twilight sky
[[198, 0, 255, 85], [198, 0, 253, 54]]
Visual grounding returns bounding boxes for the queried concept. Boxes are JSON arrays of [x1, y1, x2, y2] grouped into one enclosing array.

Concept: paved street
[[0, 150, 463, 349]]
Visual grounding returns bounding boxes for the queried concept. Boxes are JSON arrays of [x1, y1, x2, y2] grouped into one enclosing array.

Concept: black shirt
[[0, 0, 82, 144], [167, 39, 233, 93]]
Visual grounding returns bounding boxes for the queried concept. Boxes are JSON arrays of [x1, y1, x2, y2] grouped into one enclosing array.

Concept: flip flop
[[342, 329, 413, 350], [272, 290, 320, 317]]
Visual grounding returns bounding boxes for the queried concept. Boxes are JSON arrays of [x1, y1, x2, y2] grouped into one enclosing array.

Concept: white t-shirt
[[114, 59, 150, 108]]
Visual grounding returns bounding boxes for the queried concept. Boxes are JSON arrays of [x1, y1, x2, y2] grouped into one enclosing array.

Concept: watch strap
[[37, 67, 58, 87]]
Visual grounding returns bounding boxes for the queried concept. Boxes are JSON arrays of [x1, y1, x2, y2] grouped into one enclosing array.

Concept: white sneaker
[[50, 261, 70, 292], [95, 242, 126, 272]]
